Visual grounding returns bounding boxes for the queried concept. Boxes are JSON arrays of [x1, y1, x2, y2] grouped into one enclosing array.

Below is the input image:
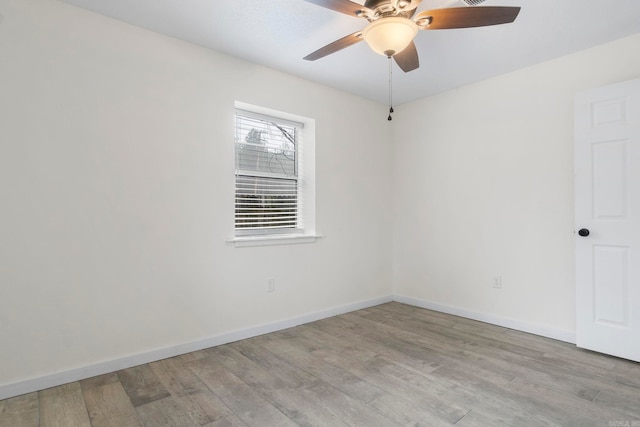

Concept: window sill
[[228, 234, 323, 248]]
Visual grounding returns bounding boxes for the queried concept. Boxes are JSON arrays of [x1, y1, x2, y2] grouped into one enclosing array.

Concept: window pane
[[235, 115, 296, 177], [234, 110, 300, 234], [235, 175, 298, 230]]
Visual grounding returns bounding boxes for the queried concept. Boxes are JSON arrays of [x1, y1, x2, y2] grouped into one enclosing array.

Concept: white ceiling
[[60, 0, 640, 105]]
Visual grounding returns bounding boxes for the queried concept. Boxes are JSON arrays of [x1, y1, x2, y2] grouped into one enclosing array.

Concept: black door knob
[[578, 228, 590, 237]]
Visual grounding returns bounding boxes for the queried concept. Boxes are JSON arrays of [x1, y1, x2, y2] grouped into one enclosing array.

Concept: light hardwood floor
[[1, 302, 639, 426]]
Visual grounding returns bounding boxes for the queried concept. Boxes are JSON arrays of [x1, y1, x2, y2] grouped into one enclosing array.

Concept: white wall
[[0, 0, 392, 389], [392, 33, 640, 337]]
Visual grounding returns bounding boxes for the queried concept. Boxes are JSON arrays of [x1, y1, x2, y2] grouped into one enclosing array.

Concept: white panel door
[[575, 78, 640, 362]]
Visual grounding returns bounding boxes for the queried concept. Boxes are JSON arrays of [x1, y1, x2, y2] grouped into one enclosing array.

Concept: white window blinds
[[235, 110, 303, 234]]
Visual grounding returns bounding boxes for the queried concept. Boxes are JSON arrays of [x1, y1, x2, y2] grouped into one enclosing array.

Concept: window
[[233, 104, 316, 245]]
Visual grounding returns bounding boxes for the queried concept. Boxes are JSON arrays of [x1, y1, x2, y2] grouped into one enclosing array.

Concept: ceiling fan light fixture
[[362, 17, 418, 57]]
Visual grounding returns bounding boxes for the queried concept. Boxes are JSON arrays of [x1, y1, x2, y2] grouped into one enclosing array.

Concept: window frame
[[230, 102, 318, 247]]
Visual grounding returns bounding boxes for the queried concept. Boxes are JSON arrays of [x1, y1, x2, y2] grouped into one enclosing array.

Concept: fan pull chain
[[388, 56, 394, 121]]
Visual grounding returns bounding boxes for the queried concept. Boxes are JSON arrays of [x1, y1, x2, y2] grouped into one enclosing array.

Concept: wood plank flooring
[[1, 302, 639, 426]]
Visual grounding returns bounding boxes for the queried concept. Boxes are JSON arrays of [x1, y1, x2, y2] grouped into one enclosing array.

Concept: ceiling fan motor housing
[[436, 0, 487, 6]]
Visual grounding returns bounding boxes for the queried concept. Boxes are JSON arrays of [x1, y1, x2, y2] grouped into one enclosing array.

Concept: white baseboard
[[393, 294, 576, 344], [0, 295, 393, 401], [0, 294, 576, 400]]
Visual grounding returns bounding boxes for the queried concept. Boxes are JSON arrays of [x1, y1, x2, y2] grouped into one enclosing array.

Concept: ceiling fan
[[303, 0, 521, 72]]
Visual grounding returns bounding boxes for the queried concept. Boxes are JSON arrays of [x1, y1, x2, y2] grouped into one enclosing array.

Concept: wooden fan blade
[[394, 42, 419, 72], [303, 0, 368, 17], [304, 32, 363, 61], [415, 6, 521, 30]]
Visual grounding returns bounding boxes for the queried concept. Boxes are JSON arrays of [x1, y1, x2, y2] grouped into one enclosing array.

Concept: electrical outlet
[[492, 276, 502, 289], [267, 278, 275, 293]]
